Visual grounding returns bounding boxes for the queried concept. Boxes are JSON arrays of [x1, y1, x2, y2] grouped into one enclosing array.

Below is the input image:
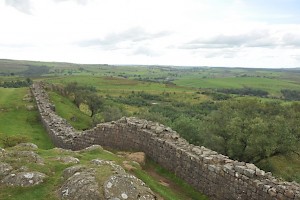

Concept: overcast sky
[[1, 0, 300, 67]]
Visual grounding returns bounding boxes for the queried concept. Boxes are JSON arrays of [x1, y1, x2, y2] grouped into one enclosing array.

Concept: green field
[[174, 76, 300, 95], [0, 87, 53, 149]]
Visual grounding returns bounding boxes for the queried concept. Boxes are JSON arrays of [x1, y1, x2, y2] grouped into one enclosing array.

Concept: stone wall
[[31, 82, 300, 200]]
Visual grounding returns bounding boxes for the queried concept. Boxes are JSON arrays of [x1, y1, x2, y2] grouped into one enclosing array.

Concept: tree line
[[0, 78, 32, 88]]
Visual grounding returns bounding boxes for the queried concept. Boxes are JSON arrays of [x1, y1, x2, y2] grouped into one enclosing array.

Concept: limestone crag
[[31, 82, 300, 200]]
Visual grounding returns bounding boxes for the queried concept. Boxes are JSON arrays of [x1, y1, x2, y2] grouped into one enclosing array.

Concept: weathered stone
[[244, 169, 255, 178], [57, 156, 80, 164], [104, 174, 156, 200], [15, 143, 38, 150], [62, 165, 87, 180], [284, 189, 295, 198], [0, 162, 13, 178], [1, 172, 46, 187], [8, 151, 44, 164], [256, 169, 265, 177], [58, 171, 100, 200], [268, 187, 277, 197], [80, 145, 103, 152], [91, 159, 125, 174], [0, 147, 6, 158]]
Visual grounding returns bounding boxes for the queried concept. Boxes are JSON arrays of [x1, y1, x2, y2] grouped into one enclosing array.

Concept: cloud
[[0, 43, 33, 48], [180, 30, 278, 49], [78, 27, 170, 49], [5, 0, 32, 14], [282, 33, 300, 47], [132, 47, 160, 57], [53, 0, 90, 5], [204, 49, 239, 58]]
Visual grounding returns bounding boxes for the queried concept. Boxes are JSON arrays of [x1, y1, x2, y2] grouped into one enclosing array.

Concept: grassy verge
[[134, 159, 208, 200], [0, 87, 53, 149]]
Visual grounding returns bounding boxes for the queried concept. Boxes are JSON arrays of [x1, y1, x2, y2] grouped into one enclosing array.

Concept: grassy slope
[[48, 91, 92, 130], [45, 76, 209, 105], [0, 87, 53, 149]]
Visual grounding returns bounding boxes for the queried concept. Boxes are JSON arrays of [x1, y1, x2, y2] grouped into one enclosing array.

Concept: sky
[[1, 0, 300, 68]]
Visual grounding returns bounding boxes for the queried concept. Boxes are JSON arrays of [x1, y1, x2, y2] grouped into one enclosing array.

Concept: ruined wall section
[[31, 82, 300, 200]]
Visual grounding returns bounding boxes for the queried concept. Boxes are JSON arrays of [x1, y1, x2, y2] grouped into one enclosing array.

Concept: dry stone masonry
[[31, 82, 300, 200]]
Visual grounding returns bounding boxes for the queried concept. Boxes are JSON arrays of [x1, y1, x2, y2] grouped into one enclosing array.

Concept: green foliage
[[281, 89, 300, 100], [0, 78, 32, 88], [218, 87, 269, 97], [200, 99, 299, 163], [100, 106, 125, 122], [172, 116, 203, 145], [53, 82, 103, 117]]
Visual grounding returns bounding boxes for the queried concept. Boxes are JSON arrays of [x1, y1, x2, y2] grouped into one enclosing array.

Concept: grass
[[258, 153, 300, 183], [134, 159, 208, 200], [174, 76, 300, 95], [48, 91, 92, 130], [0, 87, 53, 149]]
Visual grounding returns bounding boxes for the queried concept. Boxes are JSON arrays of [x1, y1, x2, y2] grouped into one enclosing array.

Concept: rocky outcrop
[[104, 174, 156, 200], [0, 143, 156, 200], [58, 170, 101, 200], [31, 82, 300, 200], [57, 158, 156, 200], [1, 171, 47, 187]]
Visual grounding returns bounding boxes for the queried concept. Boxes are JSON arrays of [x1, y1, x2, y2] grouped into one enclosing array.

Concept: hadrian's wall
[[31, 82, 300, 200]]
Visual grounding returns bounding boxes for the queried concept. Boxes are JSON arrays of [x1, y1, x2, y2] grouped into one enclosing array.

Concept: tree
[[86, 93, 103, 117], [200, 98, 298, 163]]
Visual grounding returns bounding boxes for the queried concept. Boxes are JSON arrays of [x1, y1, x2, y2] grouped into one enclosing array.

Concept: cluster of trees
[[199, 99, 300, 163], [0, 78, 32, 88], [217, 87, 269, 97], [54, 82, 102, 117], [281, 89, 300, 101]]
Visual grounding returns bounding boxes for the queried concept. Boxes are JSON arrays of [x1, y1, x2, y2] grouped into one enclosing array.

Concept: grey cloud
[[181, 31, 277, 49], [78, 27, 170, 48], [5, 0, 32, 14]]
